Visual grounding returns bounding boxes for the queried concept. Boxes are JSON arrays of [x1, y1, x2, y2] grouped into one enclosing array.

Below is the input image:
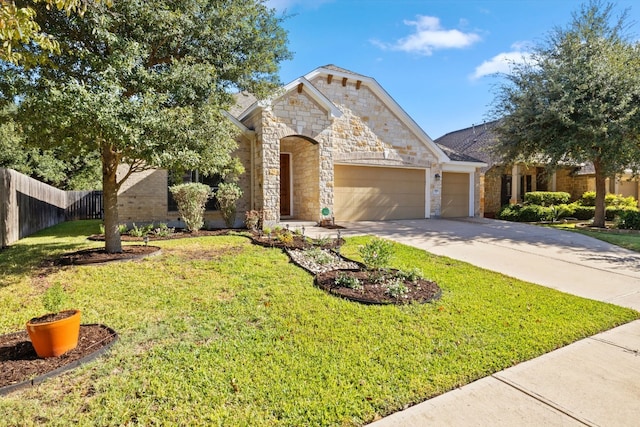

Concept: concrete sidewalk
[[299, 218, 640, 426]]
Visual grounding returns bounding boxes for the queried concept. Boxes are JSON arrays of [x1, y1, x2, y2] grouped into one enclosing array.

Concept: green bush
[[580, 191, 637, 208], [497, 204, 556, 222], [615, 210, 640, 230], [216, 182, 243, 228], [571, 204, 595, 220], [524, 191, 571, 206], [606, 206, 638, 221], [169, 183, 212, 232]]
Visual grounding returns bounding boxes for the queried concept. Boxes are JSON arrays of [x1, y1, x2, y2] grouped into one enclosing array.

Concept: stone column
[[510, 164, 520, 204]]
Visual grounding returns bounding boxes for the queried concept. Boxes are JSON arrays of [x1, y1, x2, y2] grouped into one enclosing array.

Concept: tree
[[1, 0, 111, 64], [4, 0, 291, 252], [491, 1, 640, 227], [0, 105, 102, 189]]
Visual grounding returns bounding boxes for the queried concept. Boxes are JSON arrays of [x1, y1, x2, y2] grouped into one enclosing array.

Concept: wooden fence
[[0, 168, 102, 247]]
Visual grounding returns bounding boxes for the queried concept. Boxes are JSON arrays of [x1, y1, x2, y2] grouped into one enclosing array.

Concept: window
[[167, 170, 222, 211]]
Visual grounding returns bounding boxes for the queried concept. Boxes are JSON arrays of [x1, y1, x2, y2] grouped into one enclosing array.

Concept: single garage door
[[334, 165, 426, 221], [441, 172, 470, 217]]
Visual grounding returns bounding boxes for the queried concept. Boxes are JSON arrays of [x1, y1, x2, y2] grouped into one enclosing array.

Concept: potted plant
[[26, 283, 81, 358]]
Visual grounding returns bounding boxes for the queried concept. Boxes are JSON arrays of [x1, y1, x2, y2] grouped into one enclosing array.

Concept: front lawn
[[1, 221, 637, 426]]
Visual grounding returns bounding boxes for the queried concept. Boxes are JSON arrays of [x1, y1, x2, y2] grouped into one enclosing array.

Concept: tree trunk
[[593, 159, 607, 228], [101, 143, 122, 253]]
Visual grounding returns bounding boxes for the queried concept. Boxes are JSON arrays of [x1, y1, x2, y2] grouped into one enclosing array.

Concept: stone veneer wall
[[258, 90, 333, 224], [483, 166, 504, 216], [555, 169, 594, 201], [308, 76, 441, 217]]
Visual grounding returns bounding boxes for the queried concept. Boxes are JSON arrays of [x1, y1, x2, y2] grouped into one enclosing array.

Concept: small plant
[[273, 226, 283, 234], [118, 224, 129, 235], [359, 237, 394, 271], [262, 226, 272, 235], [276, 231, 294, 245], [396, 267, 423, 283], [129, 223, 153, 237], [303, 247, 334, 265], [153, 223, 174, 237], [42, 283, 67, 313], [314, 235, 331, 247], [385, 278, 409, 299], [245, 210, 262, 231], [335, 272, 362, 290], [169, 182, 212, 232]]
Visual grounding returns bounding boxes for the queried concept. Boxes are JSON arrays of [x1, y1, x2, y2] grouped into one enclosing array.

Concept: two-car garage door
[[334, 166, 472, 220], [334, 165, 426, 221]]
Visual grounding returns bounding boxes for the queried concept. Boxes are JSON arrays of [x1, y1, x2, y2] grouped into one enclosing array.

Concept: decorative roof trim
[[237, 76, 343, 121]]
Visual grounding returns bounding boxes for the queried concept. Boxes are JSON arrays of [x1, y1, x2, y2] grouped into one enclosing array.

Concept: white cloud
[[373, 15, 481, 56], [471, 47, 533, 80]]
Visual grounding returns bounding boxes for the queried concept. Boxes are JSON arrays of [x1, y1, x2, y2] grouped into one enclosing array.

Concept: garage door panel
[[441, 172, 469, 218], [334, 165, 426, 221]]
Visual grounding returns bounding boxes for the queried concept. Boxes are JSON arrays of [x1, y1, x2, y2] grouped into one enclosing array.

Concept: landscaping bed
[[0, 324, 118, 394]]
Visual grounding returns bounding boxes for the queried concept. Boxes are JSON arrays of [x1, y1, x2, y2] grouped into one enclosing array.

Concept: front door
[[280, 153, 291, 216]]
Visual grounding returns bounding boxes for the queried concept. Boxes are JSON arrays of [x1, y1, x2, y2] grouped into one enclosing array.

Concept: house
[[117, 65, 486, 227], [435, 120, 639, 217]]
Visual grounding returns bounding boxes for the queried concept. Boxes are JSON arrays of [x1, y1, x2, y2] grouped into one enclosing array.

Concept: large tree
[[3, 0, 290, 252], [492, 1, 640, 227], [1, 0, 111, 64]]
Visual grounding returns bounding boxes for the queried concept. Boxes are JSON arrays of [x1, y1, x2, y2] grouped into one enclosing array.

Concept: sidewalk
[[292, 219, 640, 426]]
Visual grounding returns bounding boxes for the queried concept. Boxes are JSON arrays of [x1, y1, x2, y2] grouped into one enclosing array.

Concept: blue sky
[[265, 0, 640, 139]]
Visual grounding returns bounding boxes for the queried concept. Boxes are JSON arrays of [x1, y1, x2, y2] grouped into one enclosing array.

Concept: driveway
[[331, 217, 640, 311]]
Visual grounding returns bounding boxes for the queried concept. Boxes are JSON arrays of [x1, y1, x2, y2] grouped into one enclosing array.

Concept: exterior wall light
[[434, 173, 441, 181]]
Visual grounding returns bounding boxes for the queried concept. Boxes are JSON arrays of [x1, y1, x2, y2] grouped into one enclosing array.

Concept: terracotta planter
[[26, 309, 81, 358]]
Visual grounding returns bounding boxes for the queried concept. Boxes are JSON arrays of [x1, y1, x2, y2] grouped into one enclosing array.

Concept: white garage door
[[441, 172, 470, 217], [334, 165, 426, 221]]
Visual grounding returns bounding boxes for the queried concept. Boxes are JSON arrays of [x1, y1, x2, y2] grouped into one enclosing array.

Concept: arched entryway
[[280, 135, 320, 220]]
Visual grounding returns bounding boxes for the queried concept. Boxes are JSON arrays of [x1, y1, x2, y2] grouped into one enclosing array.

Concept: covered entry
[[441, 172, 471, 217], [334, 165, 426, 221]]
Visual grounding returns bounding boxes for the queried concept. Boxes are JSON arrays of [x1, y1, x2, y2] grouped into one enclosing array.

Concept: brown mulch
[[87, 229, 241, 242], [315, 269, 442, 305], [54, 245, 161, 266], [0, 324, 117, 391]]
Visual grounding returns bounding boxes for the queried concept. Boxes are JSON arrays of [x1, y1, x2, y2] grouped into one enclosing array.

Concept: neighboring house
[[436, 120, 638, 217], [117, 65, 486, 227]]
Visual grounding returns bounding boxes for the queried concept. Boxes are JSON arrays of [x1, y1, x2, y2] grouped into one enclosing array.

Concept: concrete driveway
[[330, 217, 640, 311], [306, 218, 640, 426]]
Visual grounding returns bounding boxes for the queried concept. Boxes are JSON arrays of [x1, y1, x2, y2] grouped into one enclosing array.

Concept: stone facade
[[116, 66, 485, 226]]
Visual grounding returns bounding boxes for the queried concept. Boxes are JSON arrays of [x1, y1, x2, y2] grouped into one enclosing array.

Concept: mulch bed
[[54, 245, 161, 265], [315, 269, 442, 305], [0, 324, 118, 393]]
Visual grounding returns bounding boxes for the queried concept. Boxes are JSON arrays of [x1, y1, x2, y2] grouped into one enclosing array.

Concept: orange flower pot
[[26, 309, 81, 358]]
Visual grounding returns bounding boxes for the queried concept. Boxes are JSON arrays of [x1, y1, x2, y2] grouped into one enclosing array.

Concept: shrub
[[616, 210, 640, 230], [524, 191, 571, 206], [169, 183, 212, 232], [580, 191, 596, 206], [580, 191, 637, 208], [359, 238, 393, 271], [42, 283, 67, 313], [571, 204, 595, 220], [217, 182, 243, 228], [606, 206, 638, 221]]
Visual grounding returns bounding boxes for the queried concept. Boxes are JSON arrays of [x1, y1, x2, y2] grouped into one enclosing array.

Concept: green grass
[[1, 221, 638, 426], [546, 223, 640, 252]]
